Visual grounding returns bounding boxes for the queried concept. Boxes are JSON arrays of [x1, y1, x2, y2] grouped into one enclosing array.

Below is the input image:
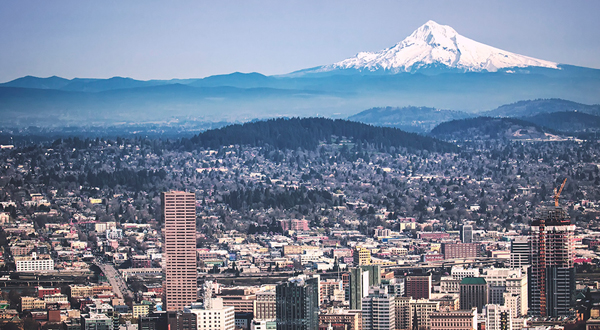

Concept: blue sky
[[1, 0, 599, 82]]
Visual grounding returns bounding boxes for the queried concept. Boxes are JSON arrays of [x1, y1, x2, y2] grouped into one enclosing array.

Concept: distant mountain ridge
[[2, 75, 72, 90], [484, 98, 600, 117], [347, 99, 600, 135]]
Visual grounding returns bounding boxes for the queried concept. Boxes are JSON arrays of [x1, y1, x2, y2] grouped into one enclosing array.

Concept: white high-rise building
[[510, 236, 530, 268], [362, 286, 395, 330], [503, 292, 520, 319], [481, 267, 528, 316]]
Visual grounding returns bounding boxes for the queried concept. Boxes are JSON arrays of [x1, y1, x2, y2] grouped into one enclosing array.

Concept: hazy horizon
[[1, 0, 600, 83]]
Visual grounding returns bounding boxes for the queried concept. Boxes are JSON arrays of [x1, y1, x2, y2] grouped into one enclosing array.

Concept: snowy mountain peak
[[410, 20, 458, 46], [308, 20, 558, 74]]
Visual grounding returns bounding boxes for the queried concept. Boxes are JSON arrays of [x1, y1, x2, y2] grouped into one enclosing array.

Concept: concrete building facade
[[255, 290, 276, 321]]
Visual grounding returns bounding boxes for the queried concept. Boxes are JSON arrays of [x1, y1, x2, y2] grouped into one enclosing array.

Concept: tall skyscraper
[[461, 225, 473, 243], [163, 191, 198, 311], [276, 275, 319, 330], [529, 208, 575, 318]]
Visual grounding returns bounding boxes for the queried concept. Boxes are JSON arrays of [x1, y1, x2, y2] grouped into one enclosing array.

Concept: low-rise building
[[430, 308, 477, 330], [185, 298, 235, 330], [15, 253, 54, 272], [81, 312, 114, 330], [133, 304, 150, 319], [44, 293, 69, 303], [319, 308, 362, 330]]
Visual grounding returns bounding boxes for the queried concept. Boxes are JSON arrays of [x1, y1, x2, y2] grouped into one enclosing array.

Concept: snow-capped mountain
[[303, 20, 558, 74]]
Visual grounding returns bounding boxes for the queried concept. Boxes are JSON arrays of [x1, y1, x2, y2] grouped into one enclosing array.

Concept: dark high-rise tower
[[529, 208, 575, 317], [461, 224, 473, 243], [459, 277, 488, 313], [360, 264, 381, 288], [163, 191, 197, 311], [276, 275, 319, 330], [349, 268, 368, 310]]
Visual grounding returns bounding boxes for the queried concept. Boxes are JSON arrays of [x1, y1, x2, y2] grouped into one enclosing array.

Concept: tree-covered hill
[[187, 117, 457, 153], [430, 117, 557, 140]]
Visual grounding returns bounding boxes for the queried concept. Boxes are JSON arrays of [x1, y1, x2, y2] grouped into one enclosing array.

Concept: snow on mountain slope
[[311, 20, 558, 74]]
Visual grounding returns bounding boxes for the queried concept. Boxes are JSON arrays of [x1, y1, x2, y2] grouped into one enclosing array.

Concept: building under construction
[[529, 207, 575, 317]]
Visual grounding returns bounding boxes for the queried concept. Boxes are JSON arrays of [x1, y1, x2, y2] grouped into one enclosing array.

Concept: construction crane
[[554, 178, 567, 208]]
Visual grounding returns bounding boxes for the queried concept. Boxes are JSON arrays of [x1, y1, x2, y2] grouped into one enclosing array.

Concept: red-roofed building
[[38, 287, 61, 299]]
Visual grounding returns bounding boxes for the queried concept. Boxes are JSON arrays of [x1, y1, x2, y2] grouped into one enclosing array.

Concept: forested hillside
[[187, 117, 457, 153]]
